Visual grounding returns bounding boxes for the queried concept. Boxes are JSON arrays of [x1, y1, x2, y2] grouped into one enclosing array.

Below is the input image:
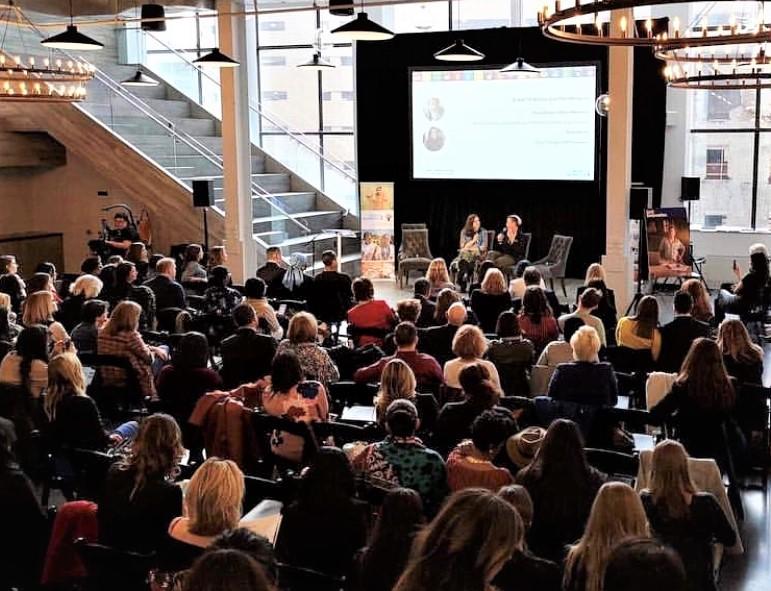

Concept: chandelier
[[0, 2, 95, 102]]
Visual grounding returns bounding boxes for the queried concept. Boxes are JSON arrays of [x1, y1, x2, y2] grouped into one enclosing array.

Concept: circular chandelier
[[0, 2, 95, 102]]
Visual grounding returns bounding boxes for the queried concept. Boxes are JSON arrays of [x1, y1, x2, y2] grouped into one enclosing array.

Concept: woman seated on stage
[[490, 214, 527, 274], [425, 258, 456, 299], [455, 214, 487, 292], [517, 286, 559, 354], [715, 245, 770, 323], [717, 318, 764, 385], [679, 278, 713, 325], [470, 268, 512, 334], [616, 295, 661, 362]]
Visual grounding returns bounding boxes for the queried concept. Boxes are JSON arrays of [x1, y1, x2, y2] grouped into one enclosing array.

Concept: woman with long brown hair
[[393, 488, 521, 591], [716, 318, 764, 384], [650, 338, 736, 464], [517, 286, 559, 354], [456, 213, 487, 292], [616, 295, 661, 361], [679, 279, 713, 324], [640, 440, 735, 591], [563, 482, 649, 591]]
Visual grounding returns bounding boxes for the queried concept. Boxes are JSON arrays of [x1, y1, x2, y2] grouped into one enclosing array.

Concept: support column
[[219, 0, 254, 284], [602, 20, 635, 313]]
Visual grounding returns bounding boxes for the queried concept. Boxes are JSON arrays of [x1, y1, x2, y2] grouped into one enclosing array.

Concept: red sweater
[[347, 300, 397, 347], [353, 350, 444, 389]]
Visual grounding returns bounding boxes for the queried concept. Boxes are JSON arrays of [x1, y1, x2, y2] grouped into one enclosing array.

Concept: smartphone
[[297, 381, 320, 399], [278, 304, 287, 316], [732, 259, 737, 271]]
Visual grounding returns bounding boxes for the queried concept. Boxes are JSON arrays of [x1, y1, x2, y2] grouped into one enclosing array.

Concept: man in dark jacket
[[658, 291, 711, 373], [308, 250, 353, 323], [414, 278, 437, 328], [256, 247, 288, 299], [419, 302, 466, 367], [143, 257, 186, 311], [220, 304, 277, 388]]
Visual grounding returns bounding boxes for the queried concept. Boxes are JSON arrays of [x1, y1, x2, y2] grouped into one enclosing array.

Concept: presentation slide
[[411, 65, 598, 181]]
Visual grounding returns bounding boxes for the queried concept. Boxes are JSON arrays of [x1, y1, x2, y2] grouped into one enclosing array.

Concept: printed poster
[[360, 182, 395, 280]]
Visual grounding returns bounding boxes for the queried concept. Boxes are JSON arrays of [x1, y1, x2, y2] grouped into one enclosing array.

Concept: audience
[[180, 243, 208, 284], [486, 311, 535, 396], [425, 257, 455, 298], [204, 266, 242, 317], [616, 295, 661, 362], [347, 277, 398, 348], [679, 278, 714, 325], [57, 274, 103, 331], [413, 278, 436, 327], [0, 325, 48, 397], [393, 488, 520, 591], [220, 304, 277, 388], [144, 257, 186, 311], [717, 318, 764, 385], [562, 482, 649, 591], [256, 246, 287, 299], [640, 440, 735, 591], [355, 322, 443, 390], [355, 488, 425, 591], [658, 292, 711, 373], [559, 287, 607, 346], [518, 286, 559, 354], [603, 538, 687, 591], [470, 268, 513, 333], [309, 250, 353, 323], [515, 419, 606, 561], [70, 299, 108, 354], [353, 399, 447, 513], [244, 277, 283, 340], [444, 324, 501, 390], [276, 311, 339, 385]]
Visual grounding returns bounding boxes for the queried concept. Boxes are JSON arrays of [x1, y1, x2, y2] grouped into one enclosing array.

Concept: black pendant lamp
[[41, 0, 103, 51], [121, 69, 160, 87], [433, 0, 483, 62], [500, 57, 541, 76], [331, 0, 394, 42], [193, 48, 239, 68]]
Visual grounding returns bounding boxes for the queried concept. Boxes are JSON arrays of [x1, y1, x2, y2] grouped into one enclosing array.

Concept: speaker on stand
[[680, 176, 707, 289], [192, 180, 214, 254], [329, 0, 355, 16]]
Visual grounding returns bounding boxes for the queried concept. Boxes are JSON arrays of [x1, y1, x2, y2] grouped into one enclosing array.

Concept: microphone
[[497, 229, 505, 243]]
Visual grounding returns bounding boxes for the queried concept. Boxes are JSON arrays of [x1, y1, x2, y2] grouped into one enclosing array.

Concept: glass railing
[[143, 31, 359, 213]]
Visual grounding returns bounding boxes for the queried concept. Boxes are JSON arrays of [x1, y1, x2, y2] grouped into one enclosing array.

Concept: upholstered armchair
[[397, 228, 433, 288]]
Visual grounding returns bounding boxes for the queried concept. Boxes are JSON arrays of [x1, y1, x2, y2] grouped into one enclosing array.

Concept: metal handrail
[[144, 31, 358, 183]]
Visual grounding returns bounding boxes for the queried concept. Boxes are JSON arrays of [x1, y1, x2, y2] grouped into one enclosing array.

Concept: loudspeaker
[[330, 0, 354, 16], [192, 180, 214, 208], [141, 4, 167, 32], [681, 176, 701, 201], [629, 186, 651, 221]]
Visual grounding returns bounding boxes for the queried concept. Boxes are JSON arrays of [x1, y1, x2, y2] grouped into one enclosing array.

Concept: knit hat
[[506, 426, 546, 468]]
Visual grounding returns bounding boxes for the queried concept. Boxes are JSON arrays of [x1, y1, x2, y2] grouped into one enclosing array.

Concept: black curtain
[[355, 27, 666, 276]]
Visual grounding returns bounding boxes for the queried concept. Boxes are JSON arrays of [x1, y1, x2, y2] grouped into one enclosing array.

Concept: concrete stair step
[[99, 116, 217, 136], [152, 155, 265, 176], [82, 97, 192, 119], [262, 232, 360, 259], [215, 191, 316, 217], [252, 210, 343, 237]]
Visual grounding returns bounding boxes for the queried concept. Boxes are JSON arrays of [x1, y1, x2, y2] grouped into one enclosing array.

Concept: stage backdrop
[[355, 27, 667, 276]]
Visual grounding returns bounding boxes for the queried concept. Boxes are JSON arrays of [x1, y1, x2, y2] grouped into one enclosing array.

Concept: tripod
[[625, 218, 648, 316]]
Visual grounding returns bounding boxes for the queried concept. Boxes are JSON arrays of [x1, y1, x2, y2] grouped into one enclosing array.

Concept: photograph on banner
[[360, 182, 395, 280], [645, 207, 691, 280]]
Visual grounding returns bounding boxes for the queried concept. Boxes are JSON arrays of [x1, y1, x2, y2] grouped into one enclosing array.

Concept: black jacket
[[547, 361, 619, 407], [256, 262, 288, 299], [494, 550, 561, 591], [658, 316, 711, 373], [309, 271, 353, 323], [220, 327, 278, 388], [415, 295, 437, 328], [144, 274, 186, 311], [419, 323, 460, 367], [470, 290, 513, 334]]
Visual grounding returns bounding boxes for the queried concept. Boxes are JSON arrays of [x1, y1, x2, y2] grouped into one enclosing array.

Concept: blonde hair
[[426, 258, 450, 286], [185, 458, 245, 537], [287, 311, 318, 344], [481, 268, 507, 295], [208, 246, 227, 267], [374, 359, 417, 417], [717, 318, 764, 366], [452, 324, 487, 360], [22, 291, 56, 326], [647, 440, 696, 520], [0, 292, 10, 311], [102, 300, 142, 336], [679, 279, 712, 321], [69, 274, 103, 299], [45, 353, 87, 420], [564, 482, 649, 591], [570, 325, 601, 362], [584, 263, 606, 285]]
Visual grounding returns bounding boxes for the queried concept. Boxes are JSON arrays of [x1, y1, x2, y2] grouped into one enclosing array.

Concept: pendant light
[[434, 0, 484, 62], [297, 26, 336, 71], [121, 69, 159, 87], [193, 48, 239, 68], [41, 0, 103, 51], [500, 57, 541, 76], [331, 0, 394, 42]]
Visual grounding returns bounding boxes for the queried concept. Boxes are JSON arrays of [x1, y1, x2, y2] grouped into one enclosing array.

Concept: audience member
[[393, 488, 520, 591], [468, 260, 495, 295], [715, 248, 770, 323], [309, 250, 353, 323], [717, 318, 764, 385], [575, 263, 618, 344], [244, 277, 283, 340], [559, 287, 607, 346], [518, 286, 559, 354], [111, 262, 156, 330], [127, 242, 150, 283], [25, 272, 57, 303], [603, 538, 687, 591], [444, 324, 501, 390], [447, 410, 515, 491], [347, 277, 397, 348], [425, 257, 455, 298], [422, 299, 467, 366], [204, 266, 242, 316], [0, 255, 26, 314], [640, 440, 735, 591], [22, 290, 69, 345], [208, 528, 277, 586], [470, 268, 513, 333], [207, 245, 228, 272], [658, 292, 710, 373], [511, 266, 561, 315], [281, 252, 313, 300], [144, 257, 186, 311], [537, 316, 584, 368], [355, 488, 425, 591], [381, 298, 421, 354], [276, 447, 369, 576], [0, 325, 48, 397], [649, 338, 736, 465], [515, 419, 606, 561], [146, 253, 164, 281], [616, 295, 661, 362], [183, 549, 272, 591], [355, 322, 443, 389], [371, 359, 439, 432], [275, 312, 339, 386], [256, 246, 287, 299], [562, 482, 649, 591], [413, 278, 437, 327], [180, 243, 208, 284], [486, 311, 535, 396], [679, 278, 714, 325], [353, 399, 447, 513], [98, 414, 184, 554], [57, 274, 103, 331], [0, 293, 20, 341], [80, 256, 102, 276], [220, 304, 277, 388], [261, 351, 329, 463], [70, 299, 108, 354], [506, 426, 546, 472]]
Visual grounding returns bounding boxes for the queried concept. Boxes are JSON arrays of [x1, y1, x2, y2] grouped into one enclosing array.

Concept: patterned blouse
[[203, 286, 243, 316], [275, 340, 340, 386], [96, 329, 155, 397]]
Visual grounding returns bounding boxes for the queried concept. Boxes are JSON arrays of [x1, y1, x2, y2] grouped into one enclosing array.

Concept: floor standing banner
[[360, 182, 396, 280], [645, 207, 692, 280]]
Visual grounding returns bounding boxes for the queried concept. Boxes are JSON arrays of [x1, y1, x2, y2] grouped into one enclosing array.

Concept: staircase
[[13, 19, 361, 274]]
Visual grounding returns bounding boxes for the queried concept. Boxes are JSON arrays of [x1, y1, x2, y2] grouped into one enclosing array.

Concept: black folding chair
[[74, 538, 155, 591], [585, 447, 639, 485], [277, 562, 346, 591], [735, 383, 771, 490]]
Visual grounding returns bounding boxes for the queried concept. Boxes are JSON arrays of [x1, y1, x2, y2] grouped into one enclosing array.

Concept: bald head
[[447, 302, 467, 326]]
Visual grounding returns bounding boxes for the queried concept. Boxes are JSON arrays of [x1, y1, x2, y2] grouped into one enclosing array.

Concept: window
[[259, 20, 286, 32], [705, 147, 729, 180], [707, 90, 742, 121], [261, 55, 287, 66], [263, 90, 288, 101]]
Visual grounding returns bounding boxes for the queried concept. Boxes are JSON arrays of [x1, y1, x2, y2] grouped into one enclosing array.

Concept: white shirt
[[557, 309, 607, 346], [443, 358, 501, 390]]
